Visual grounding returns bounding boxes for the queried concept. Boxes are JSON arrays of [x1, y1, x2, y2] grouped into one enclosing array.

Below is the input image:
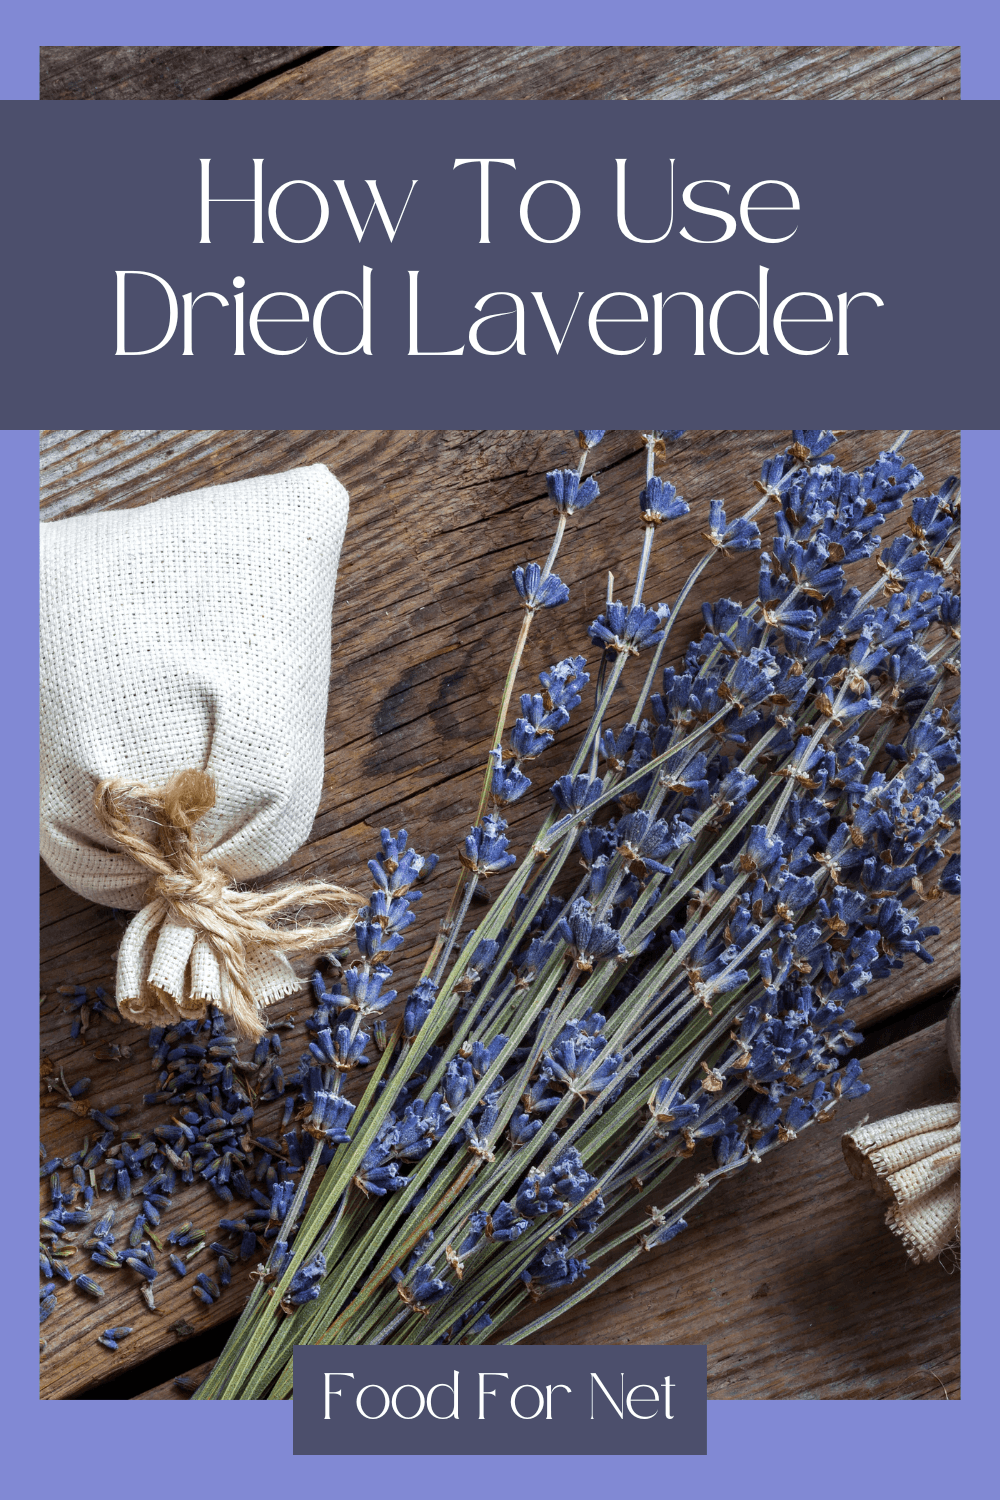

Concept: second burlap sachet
[[40, 463, 359, 1039], [841, 996, 961, 1263]]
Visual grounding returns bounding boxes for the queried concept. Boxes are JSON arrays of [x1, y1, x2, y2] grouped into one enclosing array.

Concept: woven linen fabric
[[843, 1102, 960, 1263], [40, 463, 349, 1021]]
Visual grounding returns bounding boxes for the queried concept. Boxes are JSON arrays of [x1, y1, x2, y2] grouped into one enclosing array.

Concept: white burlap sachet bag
[[40, 464, 358, 1038], [841, 995, 961, 1264]]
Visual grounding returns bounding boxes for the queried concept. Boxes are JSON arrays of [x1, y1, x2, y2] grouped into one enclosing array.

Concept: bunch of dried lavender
[[195, 429, 960, 1398]]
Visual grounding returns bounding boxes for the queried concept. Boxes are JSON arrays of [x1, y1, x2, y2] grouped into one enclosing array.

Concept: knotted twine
[[96, 767, 360, 1041]]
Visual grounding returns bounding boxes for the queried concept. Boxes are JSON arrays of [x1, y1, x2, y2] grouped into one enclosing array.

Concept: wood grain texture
[[133, 1359, 214, 1400], [40, 428, 959, 1396], [39, 46, 327, 101], [38, 44, 960, 104], [237, 45, 960, 102]]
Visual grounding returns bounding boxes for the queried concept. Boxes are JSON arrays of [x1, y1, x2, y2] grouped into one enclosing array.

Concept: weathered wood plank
[[40, 428, 959, 1395], [133, 1359, 215, 1400], [517, 1020, 960, 1400], [237, 45, 960, 102], [39, 46, 328, 101]]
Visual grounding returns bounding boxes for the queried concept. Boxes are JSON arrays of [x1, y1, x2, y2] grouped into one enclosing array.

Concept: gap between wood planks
[[232, 46, 960, 103], [39, 46, 336, 101]]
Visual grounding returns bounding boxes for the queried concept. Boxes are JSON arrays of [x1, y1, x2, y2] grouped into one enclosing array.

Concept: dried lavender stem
[[198, 430, 958, 1392]]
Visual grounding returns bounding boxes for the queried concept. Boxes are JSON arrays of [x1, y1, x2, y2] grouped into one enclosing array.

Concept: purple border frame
[[5, 2, 999, 100], [7, 1, 997, 1490], [10, 420, 992, 1476]]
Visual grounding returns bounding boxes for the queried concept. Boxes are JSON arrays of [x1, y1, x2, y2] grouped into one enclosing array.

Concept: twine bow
[[95, 769, 361, 1040]]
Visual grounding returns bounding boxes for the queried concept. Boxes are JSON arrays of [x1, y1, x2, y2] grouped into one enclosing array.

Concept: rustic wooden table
[[40, 44, 959, 102], [40, 428, 960, 1400]]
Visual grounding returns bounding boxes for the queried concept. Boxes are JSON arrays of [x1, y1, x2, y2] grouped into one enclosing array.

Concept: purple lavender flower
[[509, 717, 555, 759], [557, 900, 627, 969], [640, 476, 690, 525], [589, 600, 669, 654], [306, 1091, 355, 1144], [403, 978, 438, 1040], [539, 655, 589, 711], [791, 430, 837, 459], [702, 498, 762, 554], [460, 815, 517, 876], [551, 772, 604, 814], [489, 749, 531, 805], [512, 562, 570, 609], [546, 468, 600, 514]]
